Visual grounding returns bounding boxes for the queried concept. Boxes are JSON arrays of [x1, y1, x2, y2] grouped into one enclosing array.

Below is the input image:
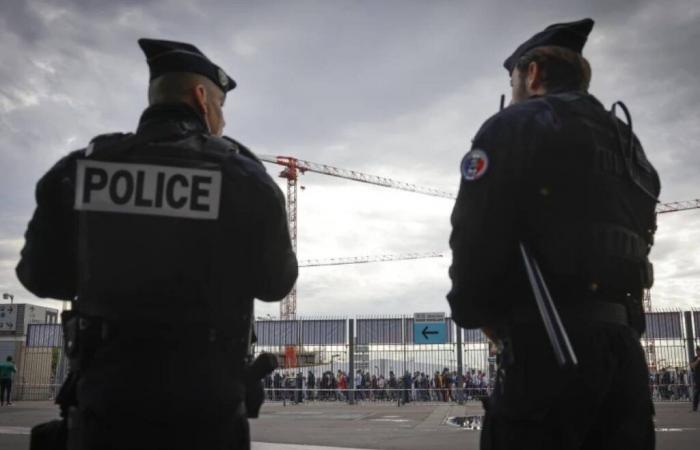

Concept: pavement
[[0, 400, 698, 449]]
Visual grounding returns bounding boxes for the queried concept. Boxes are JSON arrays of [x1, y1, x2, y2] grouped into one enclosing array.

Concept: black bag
[[30, 419, 67, 450]]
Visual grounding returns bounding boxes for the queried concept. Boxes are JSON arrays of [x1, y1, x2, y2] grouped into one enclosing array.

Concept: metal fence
[[5, 310, 699, 403]]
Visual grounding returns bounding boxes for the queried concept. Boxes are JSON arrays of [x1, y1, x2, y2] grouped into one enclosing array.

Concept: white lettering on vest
[[74, 160, 221, 219]]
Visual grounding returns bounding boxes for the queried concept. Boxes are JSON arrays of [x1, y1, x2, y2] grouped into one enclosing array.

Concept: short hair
[[515, 45, 592, 93], [147, 72, 219, 105], [6, 356, 12, 362]]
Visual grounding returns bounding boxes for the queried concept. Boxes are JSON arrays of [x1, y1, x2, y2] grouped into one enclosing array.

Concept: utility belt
[[510, 300, 629, 327], [492, 300, 630, 382], [33, 311, 274, 450], [62, 311, 250, 364]]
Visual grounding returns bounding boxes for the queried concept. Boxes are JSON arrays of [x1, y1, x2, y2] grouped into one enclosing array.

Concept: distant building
[[0, 303, 63, 401], [0, 303, 60, 361], [0, 303, 59, 336]]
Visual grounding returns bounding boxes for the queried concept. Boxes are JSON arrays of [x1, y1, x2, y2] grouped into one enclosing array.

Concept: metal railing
[[263, 387, 493, 405], [5, 309, 699, 403]]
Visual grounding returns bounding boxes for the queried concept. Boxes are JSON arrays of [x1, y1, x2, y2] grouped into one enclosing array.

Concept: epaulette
[[85, 132, 133, 157], [198, 134, 238, 159], [221, 136, 265, 169]]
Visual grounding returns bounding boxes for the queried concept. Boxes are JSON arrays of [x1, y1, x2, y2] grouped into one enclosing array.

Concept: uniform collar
[[136, 103, 209, 136], [528, 90, 602, 106]]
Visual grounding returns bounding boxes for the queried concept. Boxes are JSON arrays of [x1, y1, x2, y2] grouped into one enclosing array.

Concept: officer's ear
[[193, 84, 209, 117], [193, 83, 217, 134], [526, 61, 545, 94]]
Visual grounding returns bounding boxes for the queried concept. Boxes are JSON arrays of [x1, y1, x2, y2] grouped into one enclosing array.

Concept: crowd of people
[[264, 365, 700, 405], [264, 367, 492, 403], [650, 367, 694, 401]]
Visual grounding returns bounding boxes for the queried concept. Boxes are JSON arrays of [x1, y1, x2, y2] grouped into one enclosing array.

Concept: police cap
[[503, 18, 594, 73], [138, 38, 236, 92]]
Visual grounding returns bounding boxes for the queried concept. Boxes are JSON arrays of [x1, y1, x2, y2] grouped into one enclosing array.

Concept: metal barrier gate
[[7, 310, 699, 403]]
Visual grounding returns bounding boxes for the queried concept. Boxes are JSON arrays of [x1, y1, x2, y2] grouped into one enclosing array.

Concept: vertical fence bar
[[684, 311, 696, 402], [348, 318, 355, 404], [456, 325, 463, 377], [685, 311, 695, 369], [402, 316, 407, 376]]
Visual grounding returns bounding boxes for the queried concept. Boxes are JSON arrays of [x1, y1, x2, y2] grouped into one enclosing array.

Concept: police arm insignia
[[461, 149, 489, 181]]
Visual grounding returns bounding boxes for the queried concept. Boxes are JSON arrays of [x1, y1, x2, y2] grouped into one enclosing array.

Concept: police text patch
[[75, 160, 221, 219], [461, 149, 489, 181]]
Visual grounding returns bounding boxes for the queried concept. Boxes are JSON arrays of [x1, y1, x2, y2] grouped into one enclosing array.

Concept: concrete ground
[[0, 400, 698, 449]]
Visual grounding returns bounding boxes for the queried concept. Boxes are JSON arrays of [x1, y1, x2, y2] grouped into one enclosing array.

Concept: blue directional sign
[[413, 312, 447, 344]]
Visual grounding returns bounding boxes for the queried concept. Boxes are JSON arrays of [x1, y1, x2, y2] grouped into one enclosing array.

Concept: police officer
[[17, 39, 297, 450], [447, 19, 659, 449]]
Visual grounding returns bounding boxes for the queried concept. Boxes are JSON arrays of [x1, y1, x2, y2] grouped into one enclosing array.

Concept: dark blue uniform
[[17, 103, 297, 450], [448, 92, 659, 449]]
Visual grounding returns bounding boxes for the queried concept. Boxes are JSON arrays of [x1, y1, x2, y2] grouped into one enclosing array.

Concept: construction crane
[[648, 199, 700, 312], [298, 251, 444, 268], [644, 198, 700, 370], [260, 154, 454, 319], [656, 199, 700, 214], [262, 153, 700, 318]]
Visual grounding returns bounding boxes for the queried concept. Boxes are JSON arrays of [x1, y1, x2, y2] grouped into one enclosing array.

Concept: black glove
[[244, 353, 278, 418]]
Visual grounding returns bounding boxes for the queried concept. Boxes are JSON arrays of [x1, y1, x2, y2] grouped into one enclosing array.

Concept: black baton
[[519, 242, 578, 369]]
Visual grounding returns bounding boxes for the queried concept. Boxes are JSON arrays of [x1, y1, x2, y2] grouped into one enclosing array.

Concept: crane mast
[[279, 159, 299, 319]]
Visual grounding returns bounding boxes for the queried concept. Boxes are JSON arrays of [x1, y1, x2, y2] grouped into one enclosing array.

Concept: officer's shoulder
[[474, 97, 555, 140], [44, 148, 87, 178], [45, 132, 132, 176], [89, 132, 132, 147], [201, 135, 265, 170], [35, 147, 91, 195], [83, 132, 135, 159], [205, 136, 282, 192]]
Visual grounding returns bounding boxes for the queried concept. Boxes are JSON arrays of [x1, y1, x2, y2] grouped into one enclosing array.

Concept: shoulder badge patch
[[461, 149, 489, 181]]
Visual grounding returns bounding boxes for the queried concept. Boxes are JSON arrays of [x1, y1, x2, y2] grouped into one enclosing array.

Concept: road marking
[[254, 444, 376, 450], [0, 426, 30, 435], [369, 418, 411, 422], [655, 427, 698, 432], [0, 429, 377, 450]]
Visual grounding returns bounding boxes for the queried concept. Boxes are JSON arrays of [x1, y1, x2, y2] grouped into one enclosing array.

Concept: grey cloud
[[1, 0, 699, 314], [0, 1, 47, 43]]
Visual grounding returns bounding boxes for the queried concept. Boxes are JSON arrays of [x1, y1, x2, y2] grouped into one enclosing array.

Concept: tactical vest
[[522, 93, 660, 305], [73, 125, 256, 351]]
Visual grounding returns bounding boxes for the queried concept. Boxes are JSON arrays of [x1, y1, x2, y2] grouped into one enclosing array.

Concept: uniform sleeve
[[16, 152, 82, 300], [253, 179, 299, 302], [446, 113, 527, 329]]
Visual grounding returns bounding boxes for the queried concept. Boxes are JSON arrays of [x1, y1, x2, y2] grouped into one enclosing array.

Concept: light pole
[[2, 293, 14, 305]]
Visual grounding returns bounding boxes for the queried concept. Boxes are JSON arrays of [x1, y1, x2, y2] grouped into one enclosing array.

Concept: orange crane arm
[[261, 154, 699, 214], [298, 251, 444, 268], [259, 154, 456, 199], [656, 199, 700, 214]]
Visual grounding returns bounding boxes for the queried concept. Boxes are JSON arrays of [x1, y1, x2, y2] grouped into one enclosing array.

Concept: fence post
[[685, 311, 695, 369], [348, 318, 355, 405], [456, 325, 464, 377], [402, 316, 407, 375]]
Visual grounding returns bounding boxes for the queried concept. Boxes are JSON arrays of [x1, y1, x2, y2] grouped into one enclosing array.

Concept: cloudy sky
[[1, 0, 699, 319]]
